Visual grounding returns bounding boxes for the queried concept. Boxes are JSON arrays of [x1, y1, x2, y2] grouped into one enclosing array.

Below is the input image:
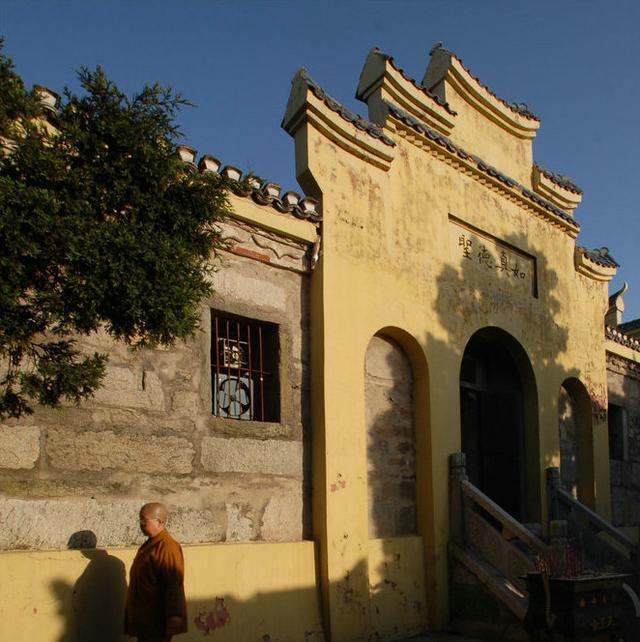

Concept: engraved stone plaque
[[449, 215, 537, 297]]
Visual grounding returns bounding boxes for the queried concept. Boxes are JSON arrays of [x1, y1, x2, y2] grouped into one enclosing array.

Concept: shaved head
[[140, 502, 168, 523], [139, 502, 168, 537]]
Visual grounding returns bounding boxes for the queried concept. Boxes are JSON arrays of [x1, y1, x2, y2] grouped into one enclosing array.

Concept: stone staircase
[[448, 453, 640, 641]]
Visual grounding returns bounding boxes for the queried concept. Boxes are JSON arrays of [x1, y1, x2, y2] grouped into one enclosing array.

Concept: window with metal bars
[[211, 311, 280, 422]]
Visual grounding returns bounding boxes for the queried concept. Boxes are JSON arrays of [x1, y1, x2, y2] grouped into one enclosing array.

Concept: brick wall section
[[365, 335, 416, 538], [0, 219, 312, 549], [607, 352, 640, 527]]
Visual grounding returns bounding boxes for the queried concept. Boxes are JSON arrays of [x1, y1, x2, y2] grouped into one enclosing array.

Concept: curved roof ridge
[[372, 48, 457, 116], [579, 246, 619, 269], [293, 68, 396, 147], [384, 101, 578, 230], [429, 44, 540, 122], [534, 163, 583, 195]]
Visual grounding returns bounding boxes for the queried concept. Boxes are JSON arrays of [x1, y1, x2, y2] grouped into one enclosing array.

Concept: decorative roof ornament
[[283, 67, 397, 171], [192, 153, 321, 223], [422, 44, 541, 132], [357, 47, 456, 118], [575, 246, 618, 282], [534, 164, 582, 195], [175, 147, 323, 223], [531, 164, 583, 216], [33, 85, 60, 114], [198, 155, 221, 173], [287, 69, 395, 147], [606, 281, 628, 327], [609, 281, 629, 307], [583, 247, 619, 268], [176, 144, 197, 170]]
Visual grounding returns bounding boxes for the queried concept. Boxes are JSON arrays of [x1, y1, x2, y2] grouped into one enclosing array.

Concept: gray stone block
[[214, 267, 287, 312], [0, 497, 228, 549], [0, 497, 144, 549], [260, 492, 303, 541], [90, 365, 165, 410], [201, 436, 302, 477], [46, 429, 194, 473], [0, 425, 40, 470]]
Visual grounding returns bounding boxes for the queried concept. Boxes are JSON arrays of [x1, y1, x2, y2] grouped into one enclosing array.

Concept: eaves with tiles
[[34, 48, 615, 286]]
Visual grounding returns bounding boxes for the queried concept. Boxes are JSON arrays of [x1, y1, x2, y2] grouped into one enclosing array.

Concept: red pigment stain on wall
[[330, 474, 346, 492], [194, 597, 231, 634]]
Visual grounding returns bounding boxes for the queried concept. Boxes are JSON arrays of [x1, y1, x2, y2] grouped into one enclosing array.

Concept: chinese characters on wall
[[450, 217, 536, 297]]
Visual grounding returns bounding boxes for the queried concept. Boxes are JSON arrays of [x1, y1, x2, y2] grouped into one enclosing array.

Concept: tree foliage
[[0, 42, 231, 419]]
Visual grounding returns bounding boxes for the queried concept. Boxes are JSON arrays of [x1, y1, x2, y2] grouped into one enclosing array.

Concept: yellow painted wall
[[368, 536, 427, 641], [0, 541, 324, 642], [3, 49, 616, 642], [286, 52, 613, 638]]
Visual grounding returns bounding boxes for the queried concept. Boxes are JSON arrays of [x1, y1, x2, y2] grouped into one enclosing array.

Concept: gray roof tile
[[385, 101, 578, 230]]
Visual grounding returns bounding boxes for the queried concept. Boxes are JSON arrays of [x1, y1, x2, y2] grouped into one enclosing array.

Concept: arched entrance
[[558, 377, 594, 507], [459, 328, 539, 522]]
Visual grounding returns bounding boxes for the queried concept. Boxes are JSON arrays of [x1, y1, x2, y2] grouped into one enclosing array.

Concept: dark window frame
[[211, 311, 280, 422]]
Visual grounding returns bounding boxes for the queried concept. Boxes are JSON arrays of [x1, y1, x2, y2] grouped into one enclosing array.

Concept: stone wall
[[558, 385, 578, 497], [0, 218, 312, 549], [365, 335, 416, 538], [606, 352, 640, 528]]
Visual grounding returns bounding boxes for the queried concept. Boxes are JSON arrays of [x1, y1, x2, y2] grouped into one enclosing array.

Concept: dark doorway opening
[[460, 330, 527, 520]]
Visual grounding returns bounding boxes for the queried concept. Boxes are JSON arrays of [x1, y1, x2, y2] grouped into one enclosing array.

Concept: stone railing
[[449, 453, 546, 620], [546, 466, 640, 592]]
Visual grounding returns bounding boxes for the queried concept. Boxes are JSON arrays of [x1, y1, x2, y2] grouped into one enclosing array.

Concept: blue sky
[[3, 1, 639, 320]]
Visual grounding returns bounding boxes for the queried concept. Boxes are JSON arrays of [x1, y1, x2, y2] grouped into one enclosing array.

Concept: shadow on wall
[[47, 536, 338, 642], [430, 228, 577, 520], [426, 229, 594, 634], [46, 410, 425, 642], [52, 531, 127, 642], [184, 584, 330, 642], [46, 230, 606, 641]]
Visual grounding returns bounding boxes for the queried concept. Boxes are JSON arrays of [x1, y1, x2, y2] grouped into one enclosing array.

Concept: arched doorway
[[558, 377, 594, 507], [459, 328, 539, 522]]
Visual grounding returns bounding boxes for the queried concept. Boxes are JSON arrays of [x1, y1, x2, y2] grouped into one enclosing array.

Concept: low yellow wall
[[368, 536, 427, 641], [0, 540, 324, 642]]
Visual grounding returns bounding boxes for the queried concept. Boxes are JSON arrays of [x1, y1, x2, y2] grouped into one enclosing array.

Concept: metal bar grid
[[211, 313, 271, 421]]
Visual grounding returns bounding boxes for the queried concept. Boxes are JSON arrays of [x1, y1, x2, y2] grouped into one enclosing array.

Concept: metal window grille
[[211, 312, 279, 422]]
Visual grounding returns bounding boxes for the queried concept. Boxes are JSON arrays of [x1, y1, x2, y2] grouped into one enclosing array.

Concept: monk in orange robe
[[125, 502, 187, 642]]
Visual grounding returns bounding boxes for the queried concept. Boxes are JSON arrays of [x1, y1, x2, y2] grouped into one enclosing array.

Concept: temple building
[[1, 44, 640, 641]]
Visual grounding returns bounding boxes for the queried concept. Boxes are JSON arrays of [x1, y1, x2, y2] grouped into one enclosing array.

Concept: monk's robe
[[125, 529, 188, 639]]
